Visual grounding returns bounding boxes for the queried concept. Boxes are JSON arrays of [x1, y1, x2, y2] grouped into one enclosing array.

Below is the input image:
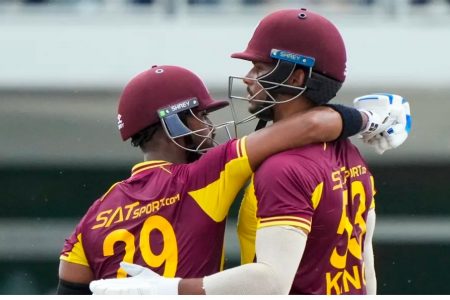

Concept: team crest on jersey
[[117, 114, 124, 130]]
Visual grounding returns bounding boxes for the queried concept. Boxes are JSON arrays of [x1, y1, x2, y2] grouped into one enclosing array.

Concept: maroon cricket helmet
[[231, 8, 347, 82], [117, 65, 228, 141]]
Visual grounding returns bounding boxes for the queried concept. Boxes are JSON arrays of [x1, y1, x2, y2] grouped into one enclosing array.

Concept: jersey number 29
[[102, 215, 178, 278]]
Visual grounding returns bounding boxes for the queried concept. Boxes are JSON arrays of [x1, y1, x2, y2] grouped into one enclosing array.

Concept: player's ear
[[289, 69, 306, 87]]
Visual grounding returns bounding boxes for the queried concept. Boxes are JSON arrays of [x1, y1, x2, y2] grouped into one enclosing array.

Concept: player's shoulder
[[209, 138, 241, 154], [334, 138, 359, 152], [333, 139, 367, 163], [187, 138, 241, 164], [259, 144, 326, 170], [256, 146, 324, 183], [82, 180, 127, 218], [181, 138, 247, 179], [74, 180, 129, 232]]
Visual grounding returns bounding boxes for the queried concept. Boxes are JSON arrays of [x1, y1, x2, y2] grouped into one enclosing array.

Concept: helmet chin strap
[[255, 119, 268, 131]]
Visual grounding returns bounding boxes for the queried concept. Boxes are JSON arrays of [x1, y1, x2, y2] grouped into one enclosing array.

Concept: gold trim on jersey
[[258, 215, 311, 225], [236, 138, 242, 157], [131, 161, 173, 177], [235, 137, 247, 159], [257, 220, 311, 233], [220, 241, 225, 271], [132, 160, 167, 172], [258, 216, 312, 233], [188, 138, 252, 222], [311, 182, 324, 210], [240, 136, 248, 158], [59, 233, 90, 267], [100, 181, 121, 202], [160, 166, 172, 174], [237, 176, 258, 265], [370, 175, 376, 209], [100, 161, 173, 202]]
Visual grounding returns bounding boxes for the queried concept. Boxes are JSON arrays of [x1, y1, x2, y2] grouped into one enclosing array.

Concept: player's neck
[[272, 95, 315, 122], [144, 150, 188, 164], [141, 132, 189, 164]]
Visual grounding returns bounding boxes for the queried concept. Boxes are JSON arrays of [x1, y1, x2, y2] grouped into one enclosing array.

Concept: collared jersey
[[237, 139, 376, 295], [60, 138, 251, 279]]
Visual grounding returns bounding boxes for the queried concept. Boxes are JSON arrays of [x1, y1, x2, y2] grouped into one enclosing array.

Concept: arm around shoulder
[[89, 226, 307, 295], [245, 106, 343, 170], [202, 225, 307, 294]]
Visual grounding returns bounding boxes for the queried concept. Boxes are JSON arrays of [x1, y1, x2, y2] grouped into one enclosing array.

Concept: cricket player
[[57, 65, 372, 294], [89, 9, 411, 295]]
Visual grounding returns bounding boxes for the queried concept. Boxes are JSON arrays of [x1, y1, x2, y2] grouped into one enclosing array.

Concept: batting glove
[[354, 93, 411, 154], [89, 262, 181, 295]]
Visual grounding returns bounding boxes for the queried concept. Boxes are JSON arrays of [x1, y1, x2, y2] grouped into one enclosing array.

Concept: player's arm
[[200, 225, 306, 294], [245, 105, 361, 170], [89, 225, 307, 295], [184, 105, 359, 224], [246, 92, 412, 170], [90, 159, 313, 294], [57, 216, 94, 294], [57, 260, 94, 294], [363, 209, 377, 295]]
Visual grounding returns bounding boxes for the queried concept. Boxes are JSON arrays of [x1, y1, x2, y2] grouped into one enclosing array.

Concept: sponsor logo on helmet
[[270, 49, 315, 68], [158, 98, 200, 119], [171, 100, 191, 112]]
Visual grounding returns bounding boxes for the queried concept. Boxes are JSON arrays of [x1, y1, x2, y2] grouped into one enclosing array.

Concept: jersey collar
[[131, 160, 172, 177]]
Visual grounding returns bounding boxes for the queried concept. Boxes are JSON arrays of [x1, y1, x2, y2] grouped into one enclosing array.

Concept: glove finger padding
[[89, 280, 105, 294], [366, 135, 387, 155], [386, 124, 408, 149], [359, 109, 394, 140], [354, 93, 412, 154], [90, 276, 159, 295], [90, 279, 120, 295], [354, 94, 391, 120]]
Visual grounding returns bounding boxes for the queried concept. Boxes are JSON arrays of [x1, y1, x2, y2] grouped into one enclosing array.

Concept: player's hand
[[354, 93, 411, 154], [89, 262, 180, 295]]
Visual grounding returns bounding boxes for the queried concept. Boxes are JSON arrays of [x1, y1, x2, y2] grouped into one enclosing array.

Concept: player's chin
[[249, 101, 269, 115], [200, 138, 215, 150], [191, 136, 214, 150], [248, 102, 260, 114]]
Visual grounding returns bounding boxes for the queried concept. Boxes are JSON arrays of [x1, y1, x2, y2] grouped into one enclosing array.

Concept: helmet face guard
[[157, 98, 235, 153], [228, 49, 314, 125], [229, 9, 347, 128]]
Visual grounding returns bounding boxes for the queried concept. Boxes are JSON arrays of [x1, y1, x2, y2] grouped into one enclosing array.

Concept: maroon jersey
[[237, 140, 376, 295], [60, 138, 251, 279]]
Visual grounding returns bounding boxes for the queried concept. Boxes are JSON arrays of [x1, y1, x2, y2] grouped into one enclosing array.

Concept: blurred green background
[[1, 0, 450, 295]]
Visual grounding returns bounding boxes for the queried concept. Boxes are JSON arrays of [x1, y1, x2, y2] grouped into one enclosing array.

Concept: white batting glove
[[89, 262, 181, 295], [354, 93, 411, 154]]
